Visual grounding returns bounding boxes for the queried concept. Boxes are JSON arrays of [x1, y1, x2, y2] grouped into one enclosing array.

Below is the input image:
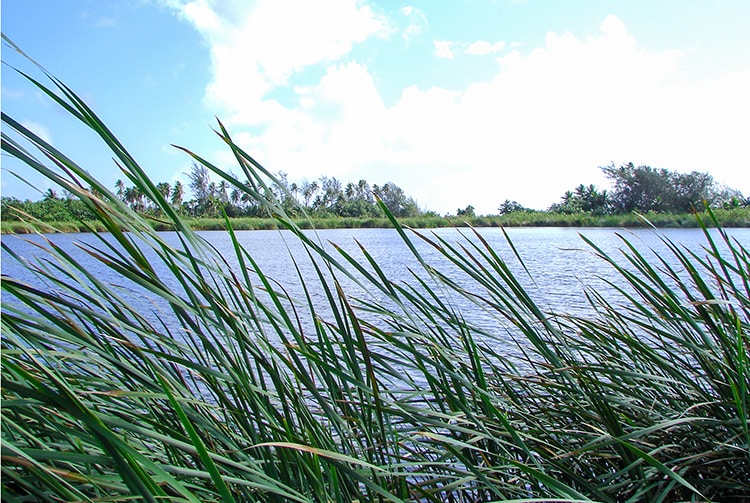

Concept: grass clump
[[2, 43, 749, 502]]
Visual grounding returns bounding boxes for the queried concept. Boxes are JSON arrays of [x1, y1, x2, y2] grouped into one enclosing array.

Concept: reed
[[2, 41, 748, 501]]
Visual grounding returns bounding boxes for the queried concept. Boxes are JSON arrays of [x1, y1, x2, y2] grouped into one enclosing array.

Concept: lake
[[3, 226, 748, 365]]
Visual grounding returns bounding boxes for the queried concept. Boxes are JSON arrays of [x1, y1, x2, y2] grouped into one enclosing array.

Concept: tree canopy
[[119, 164, 423, 220], [548, 163, 747, 215], [3, 161, 746, 223]]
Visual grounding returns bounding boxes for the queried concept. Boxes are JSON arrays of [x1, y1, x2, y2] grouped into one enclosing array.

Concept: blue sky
[[2, 0, 749, 214]]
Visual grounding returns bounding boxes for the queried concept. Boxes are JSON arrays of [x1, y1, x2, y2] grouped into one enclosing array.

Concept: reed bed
[[2, 45, 749, 502], [0, 219, 110, 234], [5, 209, 747, 235]]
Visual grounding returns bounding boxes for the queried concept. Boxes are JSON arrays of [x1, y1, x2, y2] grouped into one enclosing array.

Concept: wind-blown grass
[[2, 40, 749, 502]]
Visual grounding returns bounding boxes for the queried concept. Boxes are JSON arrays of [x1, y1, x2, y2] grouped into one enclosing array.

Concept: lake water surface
[[3, 227, 748, 358]]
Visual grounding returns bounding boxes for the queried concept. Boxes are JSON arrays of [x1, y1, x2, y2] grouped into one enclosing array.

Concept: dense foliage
[[549, 163, 747, 216], [3, 52, 750, 502], [1, 190, 98, 222], [3, 170, 421, 223], [5, 157, 747, 227], [114, 162, 422, 220]]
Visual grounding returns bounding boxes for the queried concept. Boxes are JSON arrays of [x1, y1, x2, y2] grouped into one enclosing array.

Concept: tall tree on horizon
[[602, 163, 719, 213], [171, 180, 184, 211], [187, 163, 210, 205], [114, 179, 125, 199]]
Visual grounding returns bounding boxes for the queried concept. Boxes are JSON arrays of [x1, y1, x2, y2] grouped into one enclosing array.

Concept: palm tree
[[115, 179, 125, 199], [217, 180, 229, 203], [289, 182, 299, 205], [123, 186, 145, 212], [357, 179, 372, 203], [43, 188, 58, 201], [230, 187, 241, 207], [171, 181, 184, 211], [156, 182, 171, 200], [301, 180, 319, 209], [122, 186, 135, 209]]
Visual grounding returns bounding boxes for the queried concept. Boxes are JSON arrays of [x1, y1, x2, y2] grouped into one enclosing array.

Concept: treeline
[[1, 188, 99, 223], [540, 163, 747, 215], [446, 163, 746, 218], [118, 163, 422, 219], [1, 164, 423, 223], [2, 162, 747, 224]]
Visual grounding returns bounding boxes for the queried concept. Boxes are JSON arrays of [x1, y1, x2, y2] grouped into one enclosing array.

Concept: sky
[[2, 0, 749, 214]]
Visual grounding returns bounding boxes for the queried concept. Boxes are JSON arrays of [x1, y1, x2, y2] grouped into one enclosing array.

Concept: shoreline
[[3, 208, 748, 234]]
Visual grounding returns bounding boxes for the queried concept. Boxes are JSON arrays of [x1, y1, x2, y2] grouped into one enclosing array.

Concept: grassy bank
[[184, 208, 750, 230], [2, 55, 749, 502], [2, 206, 748, 234]]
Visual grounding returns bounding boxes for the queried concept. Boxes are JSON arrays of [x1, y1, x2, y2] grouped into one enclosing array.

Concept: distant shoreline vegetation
[[2, 207, 748, 234], [3, 161, 747, 234]]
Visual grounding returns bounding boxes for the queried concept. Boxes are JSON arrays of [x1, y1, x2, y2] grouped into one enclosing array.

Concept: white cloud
[[180, 0, 222, 32], [175, 0, 388, 123], [173, 7, 750, 213], [465, 40, 505, 55], [400, 5, 427, 42], [248, 62, 387, 179], [433, 40, 455, 59]]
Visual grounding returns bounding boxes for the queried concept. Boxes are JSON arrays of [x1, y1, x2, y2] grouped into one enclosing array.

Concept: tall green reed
[[2, 38, 748, 501]]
